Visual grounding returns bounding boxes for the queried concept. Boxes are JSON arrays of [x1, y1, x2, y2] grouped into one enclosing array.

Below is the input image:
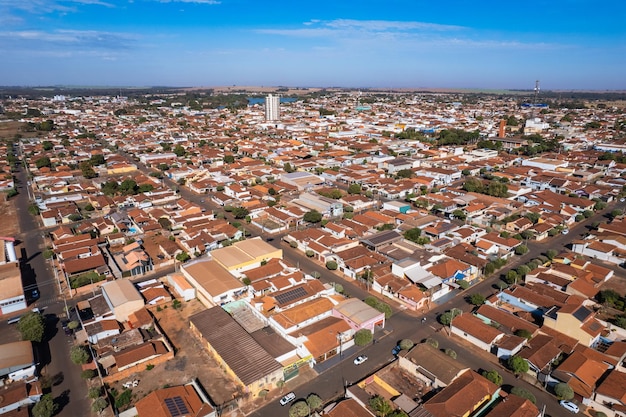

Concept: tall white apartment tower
[[265, 94, 280, 121]]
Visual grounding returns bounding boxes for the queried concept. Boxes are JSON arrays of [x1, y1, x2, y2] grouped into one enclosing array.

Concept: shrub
[[444, 348, 457, 359], [88, 386, 103, 399], [81, 369, 96, 379], [114, 389, 133, 409], [146, 364, 155, 371], [425, 338, 438, 349], [399, 339, 414, 350], [458, 280, 470, 290]]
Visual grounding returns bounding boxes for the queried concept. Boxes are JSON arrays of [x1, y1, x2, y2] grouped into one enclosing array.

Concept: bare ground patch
[[116, 299, 241, 408]]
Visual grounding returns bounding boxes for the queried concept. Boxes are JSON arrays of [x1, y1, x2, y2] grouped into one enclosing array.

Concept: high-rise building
[[265, 94, 280, 121]]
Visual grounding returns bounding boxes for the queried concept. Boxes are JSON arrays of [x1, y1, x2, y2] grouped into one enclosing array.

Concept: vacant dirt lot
[[113, 298, 242, 410], [0, 196, 20, 238]]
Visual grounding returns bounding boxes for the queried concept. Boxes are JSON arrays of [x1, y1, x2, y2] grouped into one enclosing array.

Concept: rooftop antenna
[[531, 80, 540, 119]]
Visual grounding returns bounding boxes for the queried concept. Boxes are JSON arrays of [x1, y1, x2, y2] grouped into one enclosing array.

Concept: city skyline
[[1, 0, 625, 90]]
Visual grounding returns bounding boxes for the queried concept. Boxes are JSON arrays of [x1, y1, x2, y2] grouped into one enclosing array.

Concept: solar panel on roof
[[164, 396, 189, 417], [275, 286, 308, 305], [573, 306, 591, 323]]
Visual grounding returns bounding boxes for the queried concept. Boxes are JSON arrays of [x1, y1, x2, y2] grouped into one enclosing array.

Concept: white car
[[559, 400, 579, 414], [561, 229, 569, 235], [353, 355, 368, 365], [279, 392, 296, 406]]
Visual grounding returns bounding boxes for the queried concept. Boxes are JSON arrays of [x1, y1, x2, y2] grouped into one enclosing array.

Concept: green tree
[[507, 355, 529, 374], [42, 140, 53, 151], [481, 370, 503, 386], [452, 209, 466, 221], [89, 386, 103, 399], [439, 308, 462, 326], [326, 260, 338, 270], [232, 207, 249, 219], [115, 389, 133, 409], [468, 293, 486, 306], [223, 155, 235, 164], [462, 176, 484, 193], [525, 212, 541, 224], [403, 228, 422, 243], [81, 369, 97, 379], [444, 348, 457, 359], [17, 311, 45, 343], [303, 210, 323, 223], [289, 400, 310, 417], [119, 179, 138, 195], [511, 386, 536, 404], [173, 144, 186, 157], [399, 339, 414, 350], [92, 397, 108, 414], [32, 394, 58, 417], [347, 183, 362, 194], [554, 382, 575, 400], [70, 345, 90, 364], [283, 162, 294, 173], [425, 338, 439, 349], [90, 154, 106, 166], [515, 244, 529, 255], [516, 265, 530, 277], [354, 329, 373, 345], [176, 252, 190, 262], [505, 270, 519, 285], [515, 329, 533, 340], [396, 169, 414, 179], [307, 394, 323, 412], [369, 395, 394, 417], [35, 156, 52, 169], [545, 249, 558, 260]]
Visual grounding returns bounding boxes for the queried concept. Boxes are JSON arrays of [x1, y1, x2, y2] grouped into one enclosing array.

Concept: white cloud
[[0, 29, 138, 50], [255, 18, 561, 51], [0, 0, 114, 14]]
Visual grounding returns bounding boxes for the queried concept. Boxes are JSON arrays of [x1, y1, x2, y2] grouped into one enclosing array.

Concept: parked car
[[31, 289, 39, 299], [279, 392, 296, 406], [392, 346, 402, 356], [561, 229, 569, 235], [559, 400, 579, 414], [353, 355, 368, 365]]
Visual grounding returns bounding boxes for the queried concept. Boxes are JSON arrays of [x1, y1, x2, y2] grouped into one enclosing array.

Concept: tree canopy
[[303, 210, 323, 223], [17, 311, 45, 343]]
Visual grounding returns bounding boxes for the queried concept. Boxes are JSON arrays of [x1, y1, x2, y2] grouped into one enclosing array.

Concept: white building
[[265, 94, 280, 121]]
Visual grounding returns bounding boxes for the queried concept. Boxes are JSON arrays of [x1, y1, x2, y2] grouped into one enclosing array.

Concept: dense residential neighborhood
[[1, 88, 626, 417]]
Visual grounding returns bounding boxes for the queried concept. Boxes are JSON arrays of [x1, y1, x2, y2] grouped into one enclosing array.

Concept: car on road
[[353, 355, 368, 365], [559, 400, 579, 414], [279, 392, 296, 406], [31, 289, 39, 299]]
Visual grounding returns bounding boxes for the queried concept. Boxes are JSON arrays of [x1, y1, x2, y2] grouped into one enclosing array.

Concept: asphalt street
[[8, 157, 90, 416]]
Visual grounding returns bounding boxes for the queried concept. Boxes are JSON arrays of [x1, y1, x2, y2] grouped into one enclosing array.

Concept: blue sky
[[1, 0, 625, 89]]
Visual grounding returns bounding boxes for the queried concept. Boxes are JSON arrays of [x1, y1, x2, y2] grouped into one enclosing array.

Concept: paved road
[[11, 155, 89, 416]]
